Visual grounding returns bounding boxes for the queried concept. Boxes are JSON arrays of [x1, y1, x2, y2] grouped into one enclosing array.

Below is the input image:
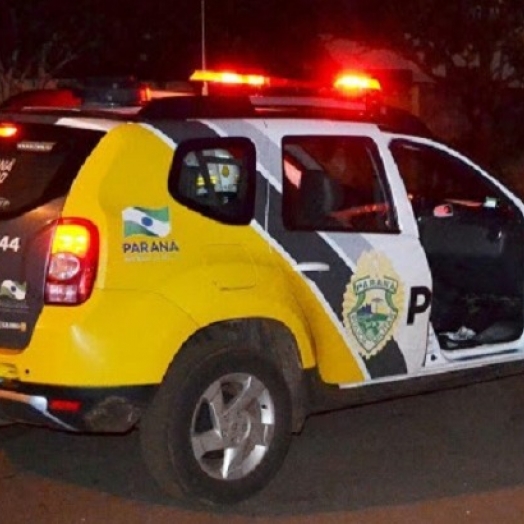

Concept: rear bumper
[[0, 380, 156, 433]]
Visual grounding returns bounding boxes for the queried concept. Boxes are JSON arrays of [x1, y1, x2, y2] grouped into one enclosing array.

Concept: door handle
[[294, 262, 330, 273]]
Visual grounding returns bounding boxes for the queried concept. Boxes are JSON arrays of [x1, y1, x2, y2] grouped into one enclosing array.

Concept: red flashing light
[[189, 68, 382, 105], [1, 89, 81, 110], [45, 218, 99, 305], [190, 69, 269, 87], [334, 73, 381, 93], [0, 123, 18, 138], [49, 399, 82, 413], [139, 85, 151, 103]]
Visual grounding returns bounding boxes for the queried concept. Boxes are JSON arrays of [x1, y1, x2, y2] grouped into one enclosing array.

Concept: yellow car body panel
[[0, 123, 364, 387], [0, 289, 197, 386]]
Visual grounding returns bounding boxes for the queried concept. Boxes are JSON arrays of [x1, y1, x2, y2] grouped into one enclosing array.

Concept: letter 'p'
[[407, 286, 432, 325]]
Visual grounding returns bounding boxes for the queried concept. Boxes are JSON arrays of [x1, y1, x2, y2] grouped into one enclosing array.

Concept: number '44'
[[0, 236, 20, 252]]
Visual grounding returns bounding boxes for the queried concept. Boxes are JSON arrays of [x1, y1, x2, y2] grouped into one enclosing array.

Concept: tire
[[140, 343, 293, 506]]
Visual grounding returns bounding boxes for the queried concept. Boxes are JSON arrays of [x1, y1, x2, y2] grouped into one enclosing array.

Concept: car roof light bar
[[189, 69, 382, 98], [334, 72, 381, 92], [190, 70, 269, 87]]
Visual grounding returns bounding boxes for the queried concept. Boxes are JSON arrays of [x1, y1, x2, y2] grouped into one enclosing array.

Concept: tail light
[[45, 218, 99, 305], [0, 123, 18, 138]]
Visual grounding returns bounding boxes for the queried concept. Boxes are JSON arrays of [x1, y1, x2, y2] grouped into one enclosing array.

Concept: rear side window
[[168, 137, 256, 225], [282, 135, 397, 232], [0, 122, 103, 217]]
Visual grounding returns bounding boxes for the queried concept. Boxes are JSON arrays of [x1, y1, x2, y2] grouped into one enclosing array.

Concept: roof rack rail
[[138, 95, 255, 119], [137, 92, 432, 138]]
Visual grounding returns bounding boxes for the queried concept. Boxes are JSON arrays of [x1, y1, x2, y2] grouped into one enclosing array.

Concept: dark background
[[2, 0, 524, 183]]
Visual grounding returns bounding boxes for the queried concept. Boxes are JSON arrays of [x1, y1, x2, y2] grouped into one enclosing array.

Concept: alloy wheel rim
[[190, 372, 276, 480]]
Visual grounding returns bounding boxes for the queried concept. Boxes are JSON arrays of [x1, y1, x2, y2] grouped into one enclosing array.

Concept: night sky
[[54, 0, 381, 80]]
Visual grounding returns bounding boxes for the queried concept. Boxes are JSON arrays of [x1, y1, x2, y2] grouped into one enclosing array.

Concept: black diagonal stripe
[[257, 180, 352, 319], [144, 120, 219, 141]]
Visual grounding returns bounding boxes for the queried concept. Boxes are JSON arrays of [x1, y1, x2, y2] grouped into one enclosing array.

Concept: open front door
[[389, 137, 524, 357]]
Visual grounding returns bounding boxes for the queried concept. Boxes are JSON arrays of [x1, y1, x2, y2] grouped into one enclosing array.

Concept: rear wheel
[[140, 344, 292, 505]]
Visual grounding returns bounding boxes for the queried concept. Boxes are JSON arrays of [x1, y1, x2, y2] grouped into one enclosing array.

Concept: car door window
[[282, 136, 397, 232], [169, 137, 256, 225], [389, 139, 507, 218], [389, 138, 520, 261]]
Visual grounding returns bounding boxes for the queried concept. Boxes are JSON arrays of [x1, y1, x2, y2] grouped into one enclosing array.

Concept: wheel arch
[[170, 317, 309, 433]]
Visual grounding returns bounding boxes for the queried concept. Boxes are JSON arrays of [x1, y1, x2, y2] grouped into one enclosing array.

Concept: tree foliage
[[0, 0, 204, 99], [346, 0, 524, 166], [3, 0, 524, 171], [0, 0, 106, 99]]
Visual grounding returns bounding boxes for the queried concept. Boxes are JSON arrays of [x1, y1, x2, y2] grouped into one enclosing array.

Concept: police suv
[[0, 70, 523, 505]]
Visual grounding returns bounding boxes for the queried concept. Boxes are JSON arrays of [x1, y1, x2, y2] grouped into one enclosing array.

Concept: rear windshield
[[0, 122, 104, 217]]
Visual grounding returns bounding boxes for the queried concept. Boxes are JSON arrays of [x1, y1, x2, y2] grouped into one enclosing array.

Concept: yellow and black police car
[[1, 70, 524, 505]]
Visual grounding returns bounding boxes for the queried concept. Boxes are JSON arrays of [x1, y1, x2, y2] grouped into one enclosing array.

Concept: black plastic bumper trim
[[0, 381, 157, 433]]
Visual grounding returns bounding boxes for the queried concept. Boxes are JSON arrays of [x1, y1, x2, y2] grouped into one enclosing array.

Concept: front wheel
[[140, 345, 293, 505]]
